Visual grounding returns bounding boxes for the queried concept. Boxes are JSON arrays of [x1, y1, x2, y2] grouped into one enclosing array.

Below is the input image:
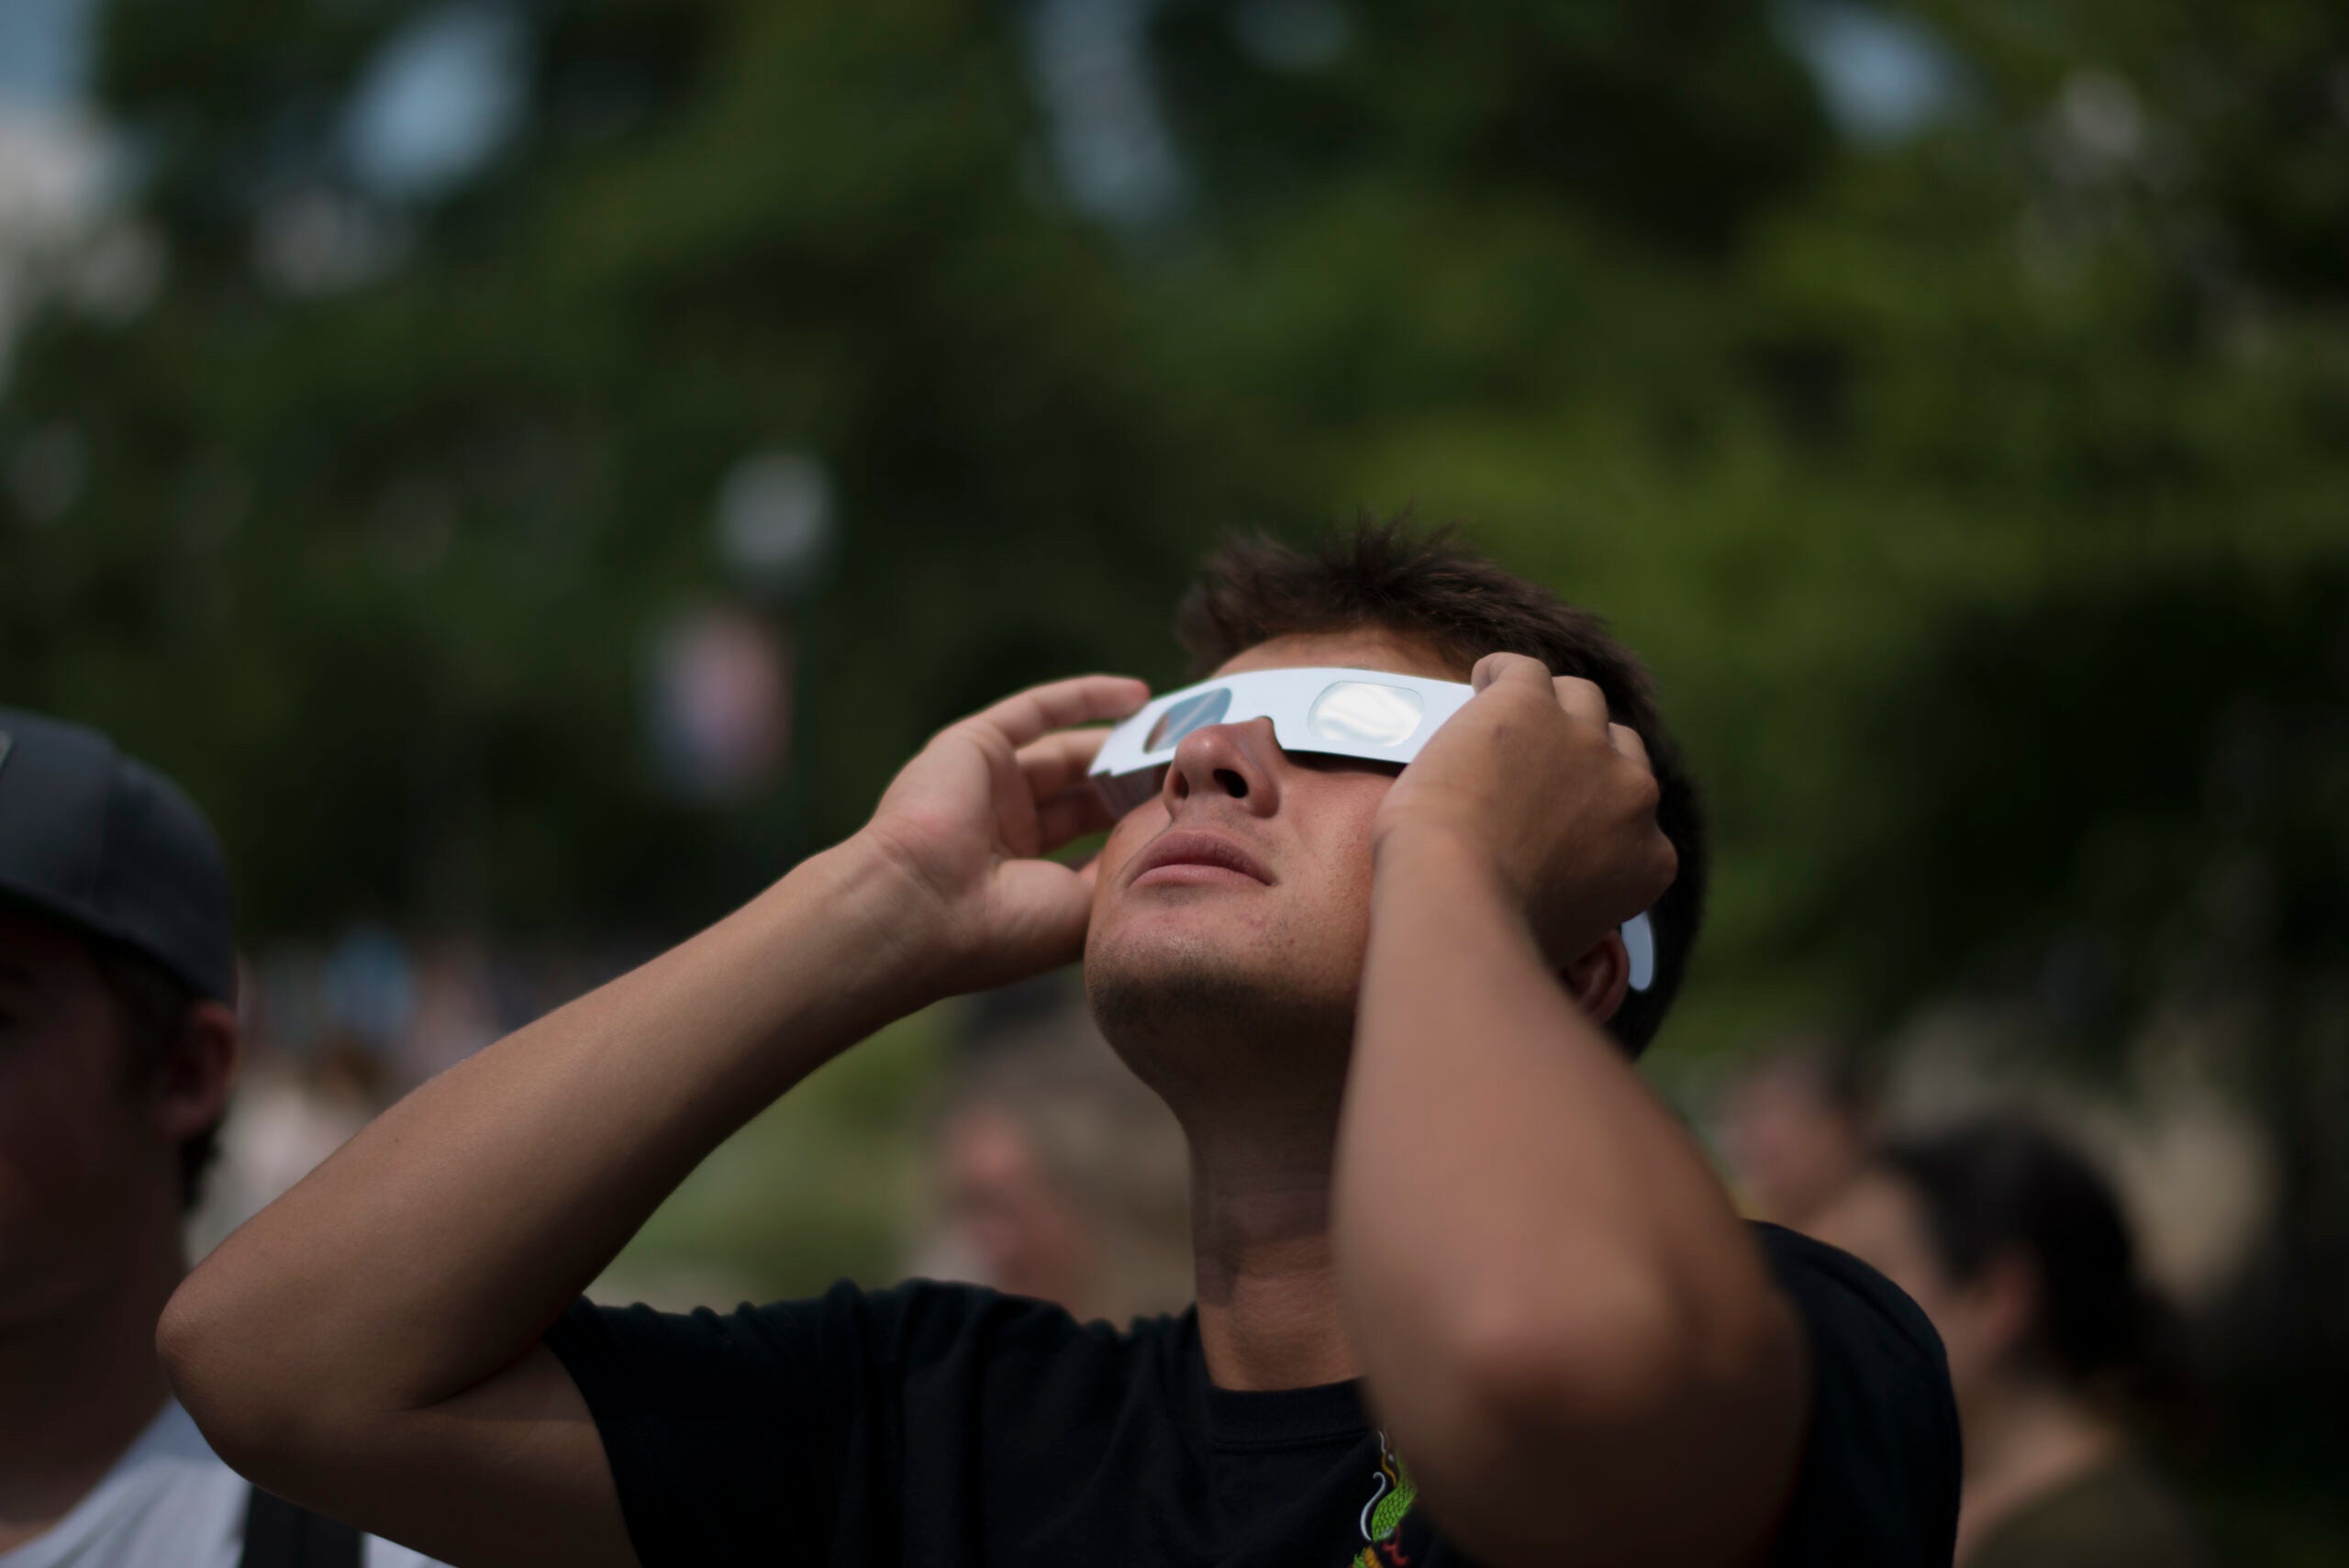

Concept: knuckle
[[936, 714, 986, 748]]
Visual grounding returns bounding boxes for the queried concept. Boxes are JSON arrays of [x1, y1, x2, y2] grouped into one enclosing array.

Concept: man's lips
[[1127, 828, 1275, 888]]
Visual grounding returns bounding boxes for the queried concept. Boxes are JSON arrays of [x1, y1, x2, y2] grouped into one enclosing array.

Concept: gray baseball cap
[[0, 707, 235, 1003]]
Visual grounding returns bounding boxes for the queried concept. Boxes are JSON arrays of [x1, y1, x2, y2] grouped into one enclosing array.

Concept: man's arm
[[1332, 655, 1807, 1568], [158, 674, 1145, 1568]]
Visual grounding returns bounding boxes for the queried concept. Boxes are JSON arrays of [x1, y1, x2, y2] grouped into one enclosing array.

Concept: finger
[[1553, 675, 1610, 730], [1017, 728, 1111, 803], [1470, 651, 1553, 694], [965, 675, 1152, 750], [1609, 722, 1652, 771], [1036, 788, 1119, 852]]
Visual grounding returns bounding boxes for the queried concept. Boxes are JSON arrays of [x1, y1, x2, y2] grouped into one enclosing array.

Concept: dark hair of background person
[[91, 935, 224, 1213], [1175, 517, 1707, 1055], [1880, 1117, 2185, 1404]]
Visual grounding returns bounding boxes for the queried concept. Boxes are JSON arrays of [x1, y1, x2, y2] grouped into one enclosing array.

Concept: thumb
[[992, 859, 1095, 968]]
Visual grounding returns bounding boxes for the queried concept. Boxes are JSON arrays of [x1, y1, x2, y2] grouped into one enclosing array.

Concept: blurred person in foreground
[[1715, 1036, 1876, 1229], [160, 525, 1959, 1567], [1811, 1116, 2207, 1567], [923, 997, 1193, 1324], [0, 709, 440, 1567]]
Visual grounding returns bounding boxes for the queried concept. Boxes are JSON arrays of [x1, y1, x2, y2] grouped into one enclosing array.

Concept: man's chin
[[1084, 913, 1271, 997], [1084, 926, 1353, 1060]]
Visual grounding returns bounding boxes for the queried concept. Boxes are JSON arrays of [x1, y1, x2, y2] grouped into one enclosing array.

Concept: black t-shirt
[[547, 1223, 1958, 1567]]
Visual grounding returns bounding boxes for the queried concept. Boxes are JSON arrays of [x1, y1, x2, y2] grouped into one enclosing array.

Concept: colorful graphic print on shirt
[[1347, 1434, 1419, 1568]]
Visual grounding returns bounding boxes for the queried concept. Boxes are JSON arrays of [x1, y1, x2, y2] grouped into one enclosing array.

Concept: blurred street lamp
[[714, 450, 834, 599]]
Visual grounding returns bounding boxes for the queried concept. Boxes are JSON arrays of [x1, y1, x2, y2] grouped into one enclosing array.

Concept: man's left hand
[[1372, 652, 1675, 960]]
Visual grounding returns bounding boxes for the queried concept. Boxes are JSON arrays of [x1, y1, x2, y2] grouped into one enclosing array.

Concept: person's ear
[[153, 998, 239, 1145], [1559, 931, 1631, 1027], [1968, 1251, 2041, 1368]]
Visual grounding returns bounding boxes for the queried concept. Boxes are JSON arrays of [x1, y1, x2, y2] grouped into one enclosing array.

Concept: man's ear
[[1969, 1250, 2042, 1368], [1560, 931, 1631, 1027], [153, 998, 239, 1144]]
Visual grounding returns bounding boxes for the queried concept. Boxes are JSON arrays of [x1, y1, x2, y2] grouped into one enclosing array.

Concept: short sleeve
[[1755, 1222, 1963, 1567], [543, 1283, 875, 1568]]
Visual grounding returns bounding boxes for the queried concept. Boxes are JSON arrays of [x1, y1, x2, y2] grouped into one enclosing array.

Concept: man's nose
[[1160, 717, 1281, 817]]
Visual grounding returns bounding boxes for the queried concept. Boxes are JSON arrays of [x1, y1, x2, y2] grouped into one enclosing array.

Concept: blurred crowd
[[1710, 1040, 2227, 1566], [185, 931, 625, 1255]]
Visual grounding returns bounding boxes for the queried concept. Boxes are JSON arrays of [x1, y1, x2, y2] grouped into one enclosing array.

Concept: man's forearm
[[161, 839, 934, 1437], [1333, 829, 1803, 1565]]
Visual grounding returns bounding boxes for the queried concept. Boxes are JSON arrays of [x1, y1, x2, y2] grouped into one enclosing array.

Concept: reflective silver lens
[[1143, 686, 1232, 751], [1307, 682, 1424, 747]]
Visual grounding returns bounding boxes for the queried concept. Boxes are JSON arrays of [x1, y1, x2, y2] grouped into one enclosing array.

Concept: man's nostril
[[1213, 768, 1248, 799]]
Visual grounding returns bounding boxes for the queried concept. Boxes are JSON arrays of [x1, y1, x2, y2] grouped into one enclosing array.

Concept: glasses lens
[[1143, 686, 1232, 751], [1307, 682, 1424, 747]]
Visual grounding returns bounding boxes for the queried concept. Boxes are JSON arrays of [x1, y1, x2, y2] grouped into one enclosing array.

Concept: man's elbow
[[158, 1267, 316, 1474]]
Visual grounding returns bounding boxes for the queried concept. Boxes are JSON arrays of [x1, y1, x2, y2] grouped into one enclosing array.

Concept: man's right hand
[[854, 673, 1149, 997]]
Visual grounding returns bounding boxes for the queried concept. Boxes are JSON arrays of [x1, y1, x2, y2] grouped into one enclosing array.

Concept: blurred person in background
[[0, 708, 440, 1568], [190, 1037, 395, 1259], [1715, 1035, 1876, 1230], [921, 993, 1192, 1325], [160, 526, 1958, 1567], [1810, 1115, 2207, 1568]]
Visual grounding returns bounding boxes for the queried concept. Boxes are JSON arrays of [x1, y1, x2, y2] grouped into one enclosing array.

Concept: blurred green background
[[4, 0, 2345, 1557]]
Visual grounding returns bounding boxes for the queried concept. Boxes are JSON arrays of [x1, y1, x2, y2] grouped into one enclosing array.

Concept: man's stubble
[[1083, 912, 1364, 1149]]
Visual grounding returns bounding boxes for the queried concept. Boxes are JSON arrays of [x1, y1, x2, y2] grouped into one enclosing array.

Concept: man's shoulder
[[554, 1275, 1186, 1386], [5, 1404, 255, 1568], [829, 1278, 1191, 1371], [1748, 1219, 1949, 1372], [1746, 1221, 1963, 1567]]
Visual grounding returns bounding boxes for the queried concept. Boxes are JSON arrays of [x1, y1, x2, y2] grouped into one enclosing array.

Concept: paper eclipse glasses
[[1088, 666, 1657, 992]]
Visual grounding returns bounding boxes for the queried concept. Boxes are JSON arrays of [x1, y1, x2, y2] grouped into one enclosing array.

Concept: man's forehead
[[1210, 629, 1464, 683]]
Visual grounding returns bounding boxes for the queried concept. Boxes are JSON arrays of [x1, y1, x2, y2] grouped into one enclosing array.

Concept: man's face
[[1084, 629, 1460, 1068], [0, 909, 179, 1325], [1718, 1060, 1868, 1229], [936, 1103, 1092, 1314]]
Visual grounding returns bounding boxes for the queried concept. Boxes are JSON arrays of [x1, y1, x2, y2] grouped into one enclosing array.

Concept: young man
[[0, 707, 441, 1567], [161, 528, 1960, 1566]]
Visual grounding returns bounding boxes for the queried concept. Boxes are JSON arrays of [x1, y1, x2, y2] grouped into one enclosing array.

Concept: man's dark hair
[[1174, 518, 1708, 1055], [1879, 1117, 2178, 1397], [92, 936, 224, 1212]]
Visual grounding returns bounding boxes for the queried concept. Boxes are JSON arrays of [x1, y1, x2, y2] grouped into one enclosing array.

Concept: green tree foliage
[[10, 0, 2340, 973], [0, 0, 2340, 1082]]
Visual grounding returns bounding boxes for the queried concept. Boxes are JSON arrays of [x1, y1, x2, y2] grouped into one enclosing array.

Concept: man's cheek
[[1089, 810, 1159, 906], [0, 1099, 117, 1210]]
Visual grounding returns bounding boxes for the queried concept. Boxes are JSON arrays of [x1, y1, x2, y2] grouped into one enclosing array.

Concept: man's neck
[[1186, 1112, 1359, 1392], [1953, 1376, 2120, 1564], [0, 1228, 185, 1553]]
